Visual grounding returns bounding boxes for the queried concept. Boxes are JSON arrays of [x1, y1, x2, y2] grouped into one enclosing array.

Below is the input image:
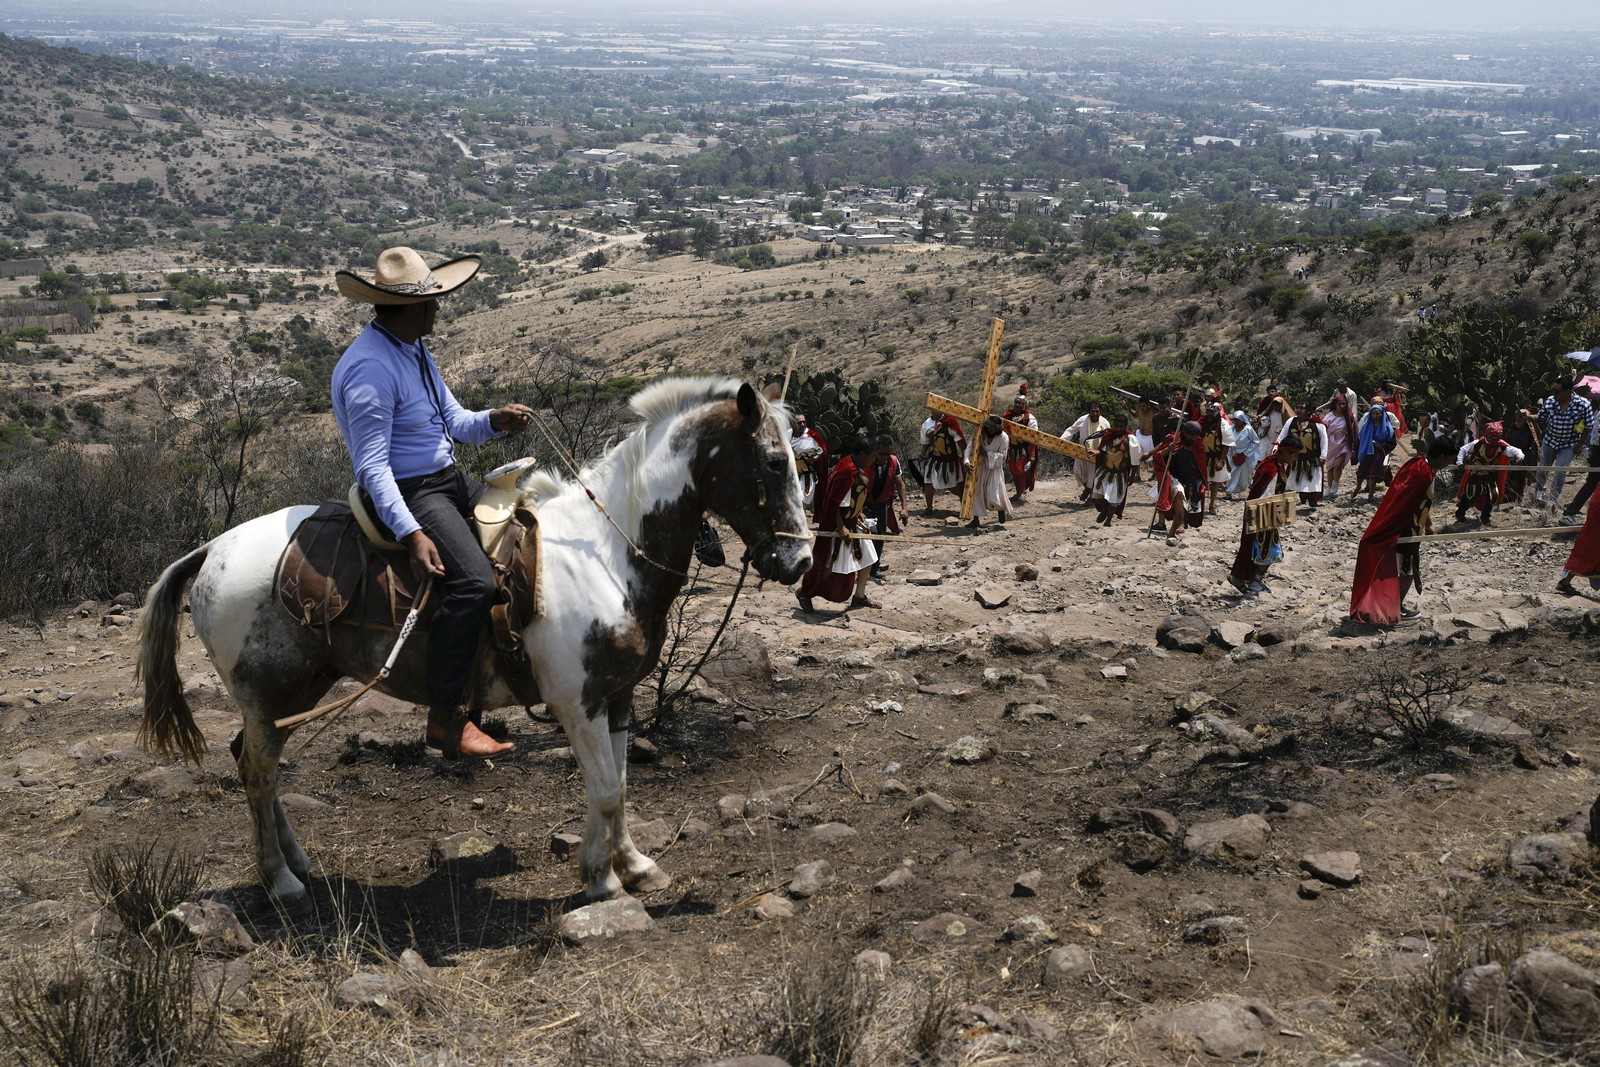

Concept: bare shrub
[[766, 951, 882, 1067], [0, 940, 219, 1067], [909, 979, 955, 1062], [1354, 657, 1468, 750], [0, 442, 209, 620], [242, 1016, 322, 1067], [88, 842, 204, 935]]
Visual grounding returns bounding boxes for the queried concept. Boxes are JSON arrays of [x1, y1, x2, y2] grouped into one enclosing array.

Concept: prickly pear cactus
[[783, 369, 894, 453]]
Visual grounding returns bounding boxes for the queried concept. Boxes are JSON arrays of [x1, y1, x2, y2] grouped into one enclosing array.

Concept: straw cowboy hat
[[335, 246, 481, 305]]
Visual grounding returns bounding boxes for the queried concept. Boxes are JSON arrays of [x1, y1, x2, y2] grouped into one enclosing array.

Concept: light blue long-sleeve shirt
[[331, 321, 499, 539]]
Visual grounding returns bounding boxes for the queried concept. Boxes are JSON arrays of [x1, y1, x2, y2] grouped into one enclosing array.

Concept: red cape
[[1384, 396, 1408, 437], [1350, 454, 1433, 624], [798, 456, 861, 603], [1564, 493, 1600, 577]]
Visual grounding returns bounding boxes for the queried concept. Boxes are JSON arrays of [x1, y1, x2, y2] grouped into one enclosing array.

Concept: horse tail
[[135, 542, 211, 765]]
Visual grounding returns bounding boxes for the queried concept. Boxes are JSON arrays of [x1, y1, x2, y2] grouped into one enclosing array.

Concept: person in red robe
[[1557, 491, 1600, 594], [1002, 387, 1039, 503], [1350, 438, 1455, 624], [1381, 379, 1409, 438], [796, 437, 879, 612], [865, 433, 909, 579], [1151, 421, 1207, 541], [1228, 436, 1297, 593], [1453, 422, 1524, 526]]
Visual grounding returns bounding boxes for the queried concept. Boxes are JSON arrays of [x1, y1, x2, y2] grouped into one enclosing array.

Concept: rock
[[1000, 915, 1055, 943], [1452, 962, 1521, 1035], [398, 949, 434, 985], [1507, 833, 1583, 874], [1135, 998, 1278, 1060], [279, 793, 331, 812], [100, 614, 134, 628], [1439, 707, 1532, 742], [693, 1058, 791, 1067], [1008, 1012, 1059, 1044], [549, 833, 582, 861], [788, 861, 837, 899], [133, 765, 200, 799], [993, 630, 1048, 655], [879, 778, 913, 796], [1043, 945, 1093, 985], [1211, 620, 1256, 649], [195, 958, 253, 1008], [558, 896, 655, 946], [754, 893, 795, 920], [715, 794, 748, 821], [809, 822, 856, 845], [629, 737, 658, 763], [1299, 850, 1362, 887], [15, 900, 70, 926], [907, 792, 956, 817], [1004, 702, 1058, 722], [1176, 895, 1218, 919], [853, 949, 892, 977], [1184, 814, 1271, 861], [917, 682, 972, 701], [1509, 950, 1600, 1043], [627, 817, 675, 854], [974, 585, 1011, 609], [1185, 916, 1250, 944], [1156, 614, 1212, 654], [1298, 879, 1330, 899], [356, 730, 393, 749], [700, 625, 771, 687], [1012, 869, 1042, 897], [906, 569, 943, 586], [151, 900, 255, 956], [910, 912, 985, 941], [945, 736, 997, 763], [1173, 691, 1216, 715], [1119, 832, 1168, 872], [65, 740, 103, 761], [337, 972, 417, 1015], [1228, 642, 1268, 662], [872, 864, 913, 893], [1014, 563, 1040, 581], [429, 831, 515, 872], [1254, 620, 1296, 646], [1099, 664, 1128, 680]]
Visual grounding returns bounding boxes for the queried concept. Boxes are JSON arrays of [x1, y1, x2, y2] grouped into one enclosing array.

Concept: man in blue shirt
[[333, 247, 531, 759]]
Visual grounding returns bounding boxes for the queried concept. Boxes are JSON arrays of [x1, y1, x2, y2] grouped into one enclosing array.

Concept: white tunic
[[919, 416, 965, 492], [968, 432, 1012, 519], [1276, 419, 1329, 494], [1063, 414, 1110, 491]]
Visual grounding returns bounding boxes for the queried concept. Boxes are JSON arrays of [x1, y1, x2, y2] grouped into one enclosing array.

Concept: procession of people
[[787, 369, 1600, 625]]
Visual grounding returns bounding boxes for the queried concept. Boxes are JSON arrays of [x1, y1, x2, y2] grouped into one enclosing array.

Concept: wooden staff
[[1396, 525, 1574, 545]]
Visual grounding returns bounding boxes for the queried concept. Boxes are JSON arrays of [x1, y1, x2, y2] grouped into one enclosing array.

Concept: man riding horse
[[332, 246, 533, 759]]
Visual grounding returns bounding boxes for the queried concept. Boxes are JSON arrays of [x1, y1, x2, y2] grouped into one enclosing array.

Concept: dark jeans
[[395, 466, 494, 714], [1564, 444, 1600, 516]]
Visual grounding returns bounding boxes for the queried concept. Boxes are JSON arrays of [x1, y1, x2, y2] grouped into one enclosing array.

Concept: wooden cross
[[925, 318, 1091, 520]]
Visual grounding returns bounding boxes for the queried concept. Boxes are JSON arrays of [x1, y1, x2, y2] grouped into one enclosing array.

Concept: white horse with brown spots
[[137, 379, 811, 909]]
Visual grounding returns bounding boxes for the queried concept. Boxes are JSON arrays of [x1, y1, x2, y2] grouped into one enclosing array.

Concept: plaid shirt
[[1537, 393, 1592, 449]]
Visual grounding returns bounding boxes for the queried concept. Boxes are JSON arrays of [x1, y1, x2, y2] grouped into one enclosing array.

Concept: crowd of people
[[786, 372, 1600, 622]]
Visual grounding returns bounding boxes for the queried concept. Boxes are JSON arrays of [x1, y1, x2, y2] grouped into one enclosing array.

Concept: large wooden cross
[[925, 317, 1091, 520]]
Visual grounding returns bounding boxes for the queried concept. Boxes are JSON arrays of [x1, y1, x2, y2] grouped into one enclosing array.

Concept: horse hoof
[[585, 872, 625, 902], [622, 863, 673, 895]]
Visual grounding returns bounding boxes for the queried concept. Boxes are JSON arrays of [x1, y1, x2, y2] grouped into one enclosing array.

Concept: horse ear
[[761, 381, 782, 403], [737, 381, 763, 428]]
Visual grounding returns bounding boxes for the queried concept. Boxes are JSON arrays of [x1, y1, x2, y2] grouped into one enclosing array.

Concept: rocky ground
[[1, 470, 1599, 1066]]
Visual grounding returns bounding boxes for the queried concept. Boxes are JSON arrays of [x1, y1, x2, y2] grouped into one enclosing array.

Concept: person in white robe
[[1062, 402, 1111, 501], [1224, 411, 1259, 497], [966, 415, 1013, 528], [1276, 402, 1330, 505]]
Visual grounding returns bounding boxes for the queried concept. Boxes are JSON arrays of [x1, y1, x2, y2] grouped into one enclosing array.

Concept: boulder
[[907, 792, 956, 817], [1507, 833, 1584, 874], [944, 736, 997, 764], [788, 861, 836, 899], [1119, 831, 1168, 872], [1211, 620, 1256, 650], [974, 584, 1012, 609], [993, 630, 1048, 655], [1510, 950, 1600, 1043], [1184, 814, 1271, 861], [905, 569, 943, 586], [558, 897, 655, 946], [809, 823, 856, 845], [336, 972, 418, 1016], [1439, 707, 1532, 742], [1012, 869, 1042, 897], [1134, 998, 1278, 1060], [1000, 915, 1055, 944], [1043, 945, 1093, 986], [700, 625, 772, 687], [429, 831, 516, 873], [754, 894, 794, 920], [853, 949, 892, 977], [874, 866, 914, 893], [910, 912, 985, 942], [1184, 916, 1248, 943], [1156, 613, 1213, 654], [151, 900, 255, 956], [1299, 850, 1362, 887]]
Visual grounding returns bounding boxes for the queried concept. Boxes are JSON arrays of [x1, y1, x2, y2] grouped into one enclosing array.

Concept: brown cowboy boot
[[426, 706, 514, 760]]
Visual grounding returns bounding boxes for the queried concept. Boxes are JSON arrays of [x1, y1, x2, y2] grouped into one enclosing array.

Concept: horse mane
[[519, 376, 786, 536]]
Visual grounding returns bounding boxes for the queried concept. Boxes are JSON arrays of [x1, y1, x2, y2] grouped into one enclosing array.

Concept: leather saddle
[[273, 459, 543, 710]]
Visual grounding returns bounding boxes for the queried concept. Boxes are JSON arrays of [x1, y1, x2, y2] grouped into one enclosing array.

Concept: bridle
[[734, 416, 813, 569]]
